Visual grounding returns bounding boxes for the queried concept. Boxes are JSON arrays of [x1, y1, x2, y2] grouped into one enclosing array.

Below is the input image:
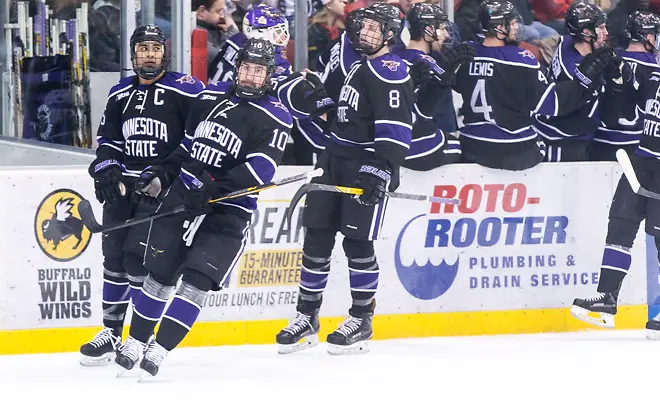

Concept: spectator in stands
[[88, 0, 121, 71], [194, 0, 239, 67], [308, 0, 347, 68], [608, 0, 651, 48], [530, 0, 570, 35]]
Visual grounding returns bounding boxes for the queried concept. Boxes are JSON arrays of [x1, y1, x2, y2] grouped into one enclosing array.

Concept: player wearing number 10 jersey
[[453, 0, 616, 171]]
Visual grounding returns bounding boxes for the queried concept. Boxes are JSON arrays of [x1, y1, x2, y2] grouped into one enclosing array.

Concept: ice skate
[[115, 336, 146, 377], [327, 312, 373, 355], [138, 340, 169, 381], [276, 310, 320, 354], [570, 292, 617, 328], [79, 327, 121, 367]]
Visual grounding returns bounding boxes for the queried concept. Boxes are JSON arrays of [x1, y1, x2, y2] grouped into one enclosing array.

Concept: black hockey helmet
[[565, 2, 607, 44], [627, 10, 660, 52], [478, 0, 524, 43], [234, 38, 276, 100], [407, 3, 449, 43], [130, 24, 169, 80], [347, 3, 402, 56]]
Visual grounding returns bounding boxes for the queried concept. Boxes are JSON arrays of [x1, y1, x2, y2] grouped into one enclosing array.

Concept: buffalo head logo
[[35, 189, 91, 262]]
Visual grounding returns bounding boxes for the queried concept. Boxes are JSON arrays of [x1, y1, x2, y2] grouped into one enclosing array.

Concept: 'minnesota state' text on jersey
[[636, 71, 660, 160], [597, 50, 660, 146], [96, 72, 205, 178], [325, 52, 414, 168], [178, 81, 293, 217]]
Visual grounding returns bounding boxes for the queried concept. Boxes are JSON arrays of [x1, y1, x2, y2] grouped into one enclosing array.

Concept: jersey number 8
[[389, 90, 400, 108]]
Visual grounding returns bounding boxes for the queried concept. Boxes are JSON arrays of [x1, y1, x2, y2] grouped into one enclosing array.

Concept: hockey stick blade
[[615, 149, 660, 201], [79, 169, 324, 235], [78, 199, 103, 233], [286, 182, 461, 224]]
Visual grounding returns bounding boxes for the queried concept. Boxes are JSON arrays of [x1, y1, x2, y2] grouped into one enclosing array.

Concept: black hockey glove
[[354, 162, 391, 207], [604, 55, 633, 92], [183, 170, 217, 218], [90, 159, 124, 205], [432, 43, 476, 86], [574, 46, 616, 91], [134, 165, 171, 199], [410, 59, 432, 88], [280, 72, 335, 118]]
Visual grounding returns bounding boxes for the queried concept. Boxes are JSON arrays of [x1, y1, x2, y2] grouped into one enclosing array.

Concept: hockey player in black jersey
[[571, 18, 660, 336], [275, 3, 414, 355], [79, 25, 204, 366], [534, 2, 634, 162], [453, 0, 617, 171], [208, 4, 333, 164], [591, 11, 660, 161], [394, 3, 470, 171], [114, 39, 292, 376]]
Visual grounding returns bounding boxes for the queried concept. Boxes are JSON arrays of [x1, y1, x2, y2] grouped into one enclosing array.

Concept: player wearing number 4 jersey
[[276, 2, 414, 355], [453, 0, 618, 171]]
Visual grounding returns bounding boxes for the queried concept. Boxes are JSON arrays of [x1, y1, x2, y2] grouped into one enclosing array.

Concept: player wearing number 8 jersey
[[453, 0, 617, 171], [276, 2, 414, 355]]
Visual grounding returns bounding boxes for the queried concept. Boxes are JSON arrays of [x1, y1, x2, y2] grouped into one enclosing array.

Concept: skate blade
[[327, 340, 370, 355], [79, 352, 115, 367], [277, 334, 319, 355], [115, 361, 141, 379], [646, 328, 660, 340], [137, 369, 157, 383], [570, 305, 615, 328]]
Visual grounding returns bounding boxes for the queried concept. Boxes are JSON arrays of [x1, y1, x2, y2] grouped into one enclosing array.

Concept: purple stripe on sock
[[349, 269, 379, 290], [163, 296, 201, 330], [133, 291, 168, 321], [300, 268, 329, 290], [102, 280, 130, 303], [602, 247, 632, 271], [129, 285, 141, 302]]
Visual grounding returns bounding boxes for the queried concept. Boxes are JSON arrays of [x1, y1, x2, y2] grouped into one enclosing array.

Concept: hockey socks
[[102, 263, 130, 335], [345, 238, 379, 316], [596, 244, 630, 293], [129, 275, 175, 343], [155, 281, 208, 351]]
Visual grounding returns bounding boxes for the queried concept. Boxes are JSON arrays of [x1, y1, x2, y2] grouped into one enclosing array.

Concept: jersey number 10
[[470, 79, 493, 122]]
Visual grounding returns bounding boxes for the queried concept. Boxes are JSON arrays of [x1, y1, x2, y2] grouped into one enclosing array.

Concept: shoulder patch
[[250, 95, 293, 129], [157, 72, 205, 96], [367, 54, 410, 84]]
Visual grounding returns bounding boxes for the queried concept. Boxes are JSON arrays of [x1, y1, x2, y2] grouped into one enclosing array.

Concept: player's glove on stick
[[183, 171, 218, 218], [354, 162, 391, 206], [433, 43, 476, 86], [90, 159, 124, 205], [134, 165, 170, 199], [574, 46, 616, 91]]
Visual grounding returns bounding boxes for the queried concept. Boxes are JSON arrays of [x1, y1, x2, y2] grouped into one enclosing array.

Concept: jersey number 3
[[470, 79, 493, 122]]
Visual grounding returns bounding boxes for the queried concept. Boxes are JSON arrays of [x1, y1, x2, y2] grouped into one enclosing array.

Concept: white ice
[[0, 330, 655, 399]]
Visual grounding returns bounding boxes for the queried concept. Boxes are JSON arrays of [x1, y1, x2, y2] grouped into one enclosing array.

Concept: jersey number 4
[[470, 79, 493, 122]]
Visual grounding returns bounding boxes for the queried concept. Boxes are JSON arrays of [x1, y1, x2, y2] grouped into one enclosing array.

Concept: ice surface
[[1, 330, 656, 399]]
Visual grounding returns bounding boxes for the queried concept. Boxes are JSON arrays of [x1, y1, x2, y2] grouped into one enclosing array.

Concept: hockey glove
[[575, 46, 616, 91], [354, 162, 391, 206], [280, 72, 335, 118], [183, 170, 217, 218], [90, 159, 124, 205], [432, 43, 476, 87], [134, 165, 170, 199], [410, 59, 432, 88], [604, 55, 633, 91]]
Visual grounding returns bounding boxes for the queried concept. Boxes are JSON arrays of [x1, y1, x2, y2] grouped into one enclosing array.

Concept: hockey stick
[[78, 169, 324, 234], [286, 182, 461, 222], [615, 149, 660, 201]]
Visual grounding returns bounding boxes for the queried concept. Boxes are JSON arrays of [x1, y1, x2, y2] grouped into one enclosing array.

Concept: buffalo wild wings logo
[[34, 189, 91, 262], [381, 60, 401, 71]]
